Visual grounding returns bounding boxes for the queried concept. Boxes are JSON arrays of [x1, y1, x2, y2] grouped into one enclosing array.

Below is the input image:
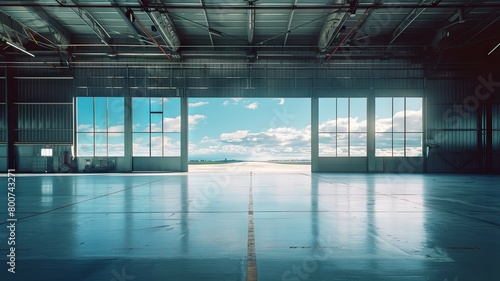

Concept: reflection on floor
[[0, 163, 499, 281]]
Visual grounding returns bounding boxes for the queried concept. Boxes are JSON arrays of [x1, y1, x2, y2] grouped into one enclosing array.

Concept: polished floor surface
[[0, 163, 499, 281]]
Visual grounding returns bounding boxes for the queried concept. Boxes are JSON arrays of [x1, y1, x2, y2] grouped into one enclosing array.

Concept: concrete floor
[[1, 163, 499, 281]]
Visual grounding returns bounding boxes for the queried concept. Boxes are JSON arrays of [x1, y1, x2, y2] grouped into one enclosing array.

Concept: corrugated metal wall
[[17, 104, 72, 143], [426, 75, 499, 172], [15, 78, 73, 144], [17, 79, 73, 102]]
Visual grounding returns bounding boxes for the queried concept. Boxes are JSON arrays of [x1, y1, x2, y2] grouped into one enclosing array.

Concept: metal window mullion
[[391, 97, 394, 157], [335, 98, 338, 157], [404, 97, 406, 157], [161, 98, 164, 157], [93, 97, 96, 157], [348, 98, 350, 157], [106, 97, 109, 157], [149, 98, 152, 157]]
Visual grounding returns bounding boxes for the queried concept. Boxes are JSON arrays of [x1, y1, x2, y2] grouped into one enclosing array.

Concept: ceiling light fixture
[[5, 41, 35, 57], [488, 42, 500, 56]]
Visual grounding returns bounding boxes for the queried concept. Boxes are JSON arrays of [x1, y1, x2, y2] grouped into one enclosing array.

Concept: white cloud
[[191, 126, 311, 160], [376, 109, 422, 132], [189, 101, 209, 107], [273, 98, 285, 105], [245, 102, 259, 110], [188, 114, 207, 129], [163, 116, 181, 132], [220, 130, 249, 143], [77, 124, 93, 132], [108, 125, 124, 133]]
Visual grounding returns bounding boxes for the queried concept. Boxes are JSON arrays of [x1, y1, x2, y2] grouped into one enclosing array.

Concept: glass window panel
[[151, 113, 163, 132], [376, 133, 392, 157], [150, 98, 163, 112], [337, 133, 348, 156], [319, 133, 336, 157], [133, 133, 150, 156], [77, 133, 94, 156], [76, 97, 94, 132], [95, 133, 107, 156], [132, 98, 150, 132], [164, 133, 181, 156], [406, 97, 422, 112], [108, 98, 124, 132], [164, 98, 180, 117], [337, 98, 349, 132], [350, 133, 367, 156], [163, 98, 181, 132], [375, 98, 392, 132], [94, 97, 107, 132], [350, 98, 367, 132], [108, 133, 125, 157], [393, 133, 405, 156], [393, 98, 405, 132], [406, 133, 422, 156], [319, 98, 336, 130], [151, 133, 163, 156], [406, 98, 422, 132]]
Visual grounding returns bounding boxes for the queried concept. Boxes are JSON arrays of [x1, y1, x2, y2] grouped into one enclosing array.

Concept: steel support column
[[311, 96, 319, 172], [5, 67, 17, 170], [486, 96, 493, 173], [180, 93, 188, 172], [367, 90, 375, 171]]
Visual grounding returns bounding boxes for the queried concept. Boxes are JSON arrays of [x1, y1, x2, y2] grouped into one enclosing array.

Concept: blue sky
[[188, 98, 311, 161]]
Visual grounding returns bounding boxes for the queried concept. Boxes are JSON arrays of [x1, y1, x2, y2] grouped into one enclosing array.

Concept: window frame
[[375, 97, 423, 157], [319, 97, 368, 157], [76, 97, 125, 157]]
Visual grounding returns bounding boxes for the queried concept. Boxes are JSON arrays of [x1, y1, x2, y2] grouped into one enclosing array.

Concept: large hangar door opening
[[188, 98, 311, 164]]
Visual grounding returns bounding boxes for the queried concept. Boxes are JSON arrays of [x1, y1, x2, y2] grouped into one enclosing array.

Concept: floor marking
[[0, 177, 167, 225], [247, 171, 258, 281]]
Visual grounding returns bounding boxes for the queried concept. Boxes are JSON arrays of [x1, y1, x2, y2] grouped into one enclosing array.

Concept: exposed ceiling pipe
[[129, 9, 172, 61], [317, 7, 349, 52], [324, 8, 370, 63]]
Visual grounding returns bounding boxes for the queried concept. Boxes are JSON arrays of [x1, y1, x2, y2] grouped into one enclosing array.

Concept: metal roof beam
[[389, 0, 435, 45], [65, 0, 112, 47], [28, 6, 71, 47], [109, 0, 146, 45], [200, 0, 214, 47], [247, 0, 256, 45], [139, 0, 181, 53], [283, 0, 298, 46]]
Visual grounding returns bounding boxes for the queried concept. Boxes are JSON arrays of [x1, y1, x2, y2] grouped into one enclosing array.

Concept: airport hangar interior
[[0, 1, 499, 281]]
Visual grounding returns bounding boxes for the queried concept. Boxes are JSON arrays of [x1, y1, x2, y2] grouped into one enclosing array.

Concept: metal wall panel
[[426, 77, 491, 172], [17, 79, 73, 102], [17, 104, 72, 143], [0, 105, 5, 142], [0, 79, 5, 103]]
